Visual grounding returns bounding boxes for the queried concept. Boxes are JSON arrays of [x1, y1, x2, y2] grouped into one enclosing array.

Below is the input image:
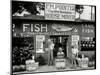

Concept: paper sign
[[36, 35, 45, 53]]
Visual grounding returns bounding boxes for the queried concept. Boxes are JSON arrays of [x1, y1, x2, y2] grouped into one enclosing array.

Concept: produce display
[[81, 40, 95, 51], [12, 37, 34, 72]]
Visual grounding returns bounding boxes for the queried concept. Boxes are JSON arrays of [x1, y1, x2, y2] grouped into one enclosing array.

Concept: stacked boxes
[[26, 60, 39, 71]]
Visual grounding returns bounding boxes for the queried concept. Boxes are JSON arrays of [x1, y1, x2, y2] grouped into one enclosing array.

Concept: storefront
[[12, 1, 96, 74], [12, 19, 95, 65]]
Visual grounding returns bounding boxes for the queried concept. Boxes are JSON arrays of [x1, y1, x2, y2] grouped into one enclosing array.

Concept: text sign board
[[45, 3, 75, 21], [71, 35, 79, 49], [36, 35, 45, 53]]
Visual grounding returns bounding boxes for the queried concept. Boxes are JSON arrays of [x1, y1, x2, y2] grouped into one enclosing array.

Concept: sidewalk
[[13, 60, 95, 75]]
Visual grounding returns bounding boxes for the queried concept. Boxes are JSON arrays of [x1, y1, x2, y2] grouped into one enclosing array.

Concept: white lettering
[[34, 24, 40, 32], [13, 24, 15, 32], [23, 24, 29, 32], [41, 24, 47, 32], [31, 24, 33, 32]]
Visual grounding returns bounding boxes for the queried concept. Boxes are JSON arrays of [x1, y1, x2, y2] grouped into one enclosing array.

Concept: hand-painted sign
[[23, 23, 48, 32], [45, 3, 75, 21], [52, 24, 73, 31], [12, 22, 95, 37]]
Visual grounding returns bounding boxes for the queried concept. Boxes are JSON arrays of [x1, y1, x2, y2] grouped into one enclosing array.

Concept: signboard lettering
[[23, 23, 48, 32], [45, 3, 75, 21]]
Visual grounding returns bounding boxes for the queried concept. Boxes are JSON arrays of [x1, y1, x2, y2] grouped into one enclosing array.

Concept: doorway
[[50, 35, 69, 58]]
